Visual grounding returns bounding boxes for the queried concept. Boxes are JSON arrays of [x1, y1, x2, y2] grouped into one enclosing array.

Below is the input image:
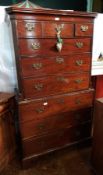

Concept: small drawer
[[22, 72, 90, 99], [20, 53, 91, 77], [22, 122, 91, 158], [43, 22, 74, 38], [16, 20, 42, 38], [20, 108, 92, 139], [18, 38, 91, 56], [75, 23, 93, 36], [19, 89, 94, 122]]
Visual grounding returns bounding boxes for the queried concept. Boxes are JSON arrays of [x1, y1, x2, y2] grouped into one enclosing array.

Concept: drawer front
[[16, 21, 42, 38], [43, 22, 74, 38], [22, 122, 91, 158], [19, 89, 94, 122], [23, 73, 90, 99], [20, 108, 92, 139], [75, 23, 93, 36], [20, 53, 91, 77], [19, 38, 91, 56]]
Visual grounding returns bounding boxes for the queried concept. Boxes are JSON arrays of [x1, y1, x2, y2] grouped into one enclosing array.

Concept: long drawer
[[20, 108, 92, 139], [22, 72, 90, 99], [19, 89, 94, 122], [20, 53, 91, 77], [18, 38, 91, 56], [22, 122, 91, 158]]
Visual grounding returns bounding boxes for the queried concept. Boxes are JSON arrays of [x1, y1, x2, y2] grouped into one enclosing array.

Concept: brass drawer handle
[[31, 43, 40, 50], [56, 57, 64, 64], [75, 79, 83, 84], [57, 77, 69, 83], [36, 107, 45, 113], [55, 24, 64, 31], [80, 25, 88, 32], [34, 83, 43, 91], [76, 42, 83, 48], [75, 99, 81, 105], [57, 76, 66, 82], [37, 123, 45, 130], [76, 60, 83, 66], [32, 63, 42, 70], [25, 23, 35, 31]]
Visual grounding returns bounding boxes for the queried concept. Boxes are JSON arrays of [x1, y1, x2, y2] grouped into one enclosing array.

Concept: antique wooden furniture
[[0, 93, 16, 172], [92, 98, 103, 175], [6, 1, 96, 167]]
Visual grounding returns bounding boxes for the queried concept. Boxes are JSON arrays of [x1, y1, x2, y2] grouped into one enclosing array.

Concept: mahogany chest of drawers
[[0, 93, 16, 172], [6, 2, 96, 167]]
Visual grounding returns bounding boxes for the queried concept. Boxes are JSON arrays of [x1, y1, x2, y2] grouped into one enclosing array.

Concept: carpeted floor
[[1, 146, 96, 175]]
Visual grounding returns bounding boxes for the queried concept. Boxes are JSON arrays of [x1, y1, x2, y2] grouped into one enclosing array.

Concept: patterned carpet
[[1, 146, 96, 175]]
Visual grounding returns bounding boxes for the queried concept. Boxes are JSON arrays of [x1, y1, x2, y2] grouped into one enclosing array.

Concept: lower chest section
[[18, 89, 94, 164]]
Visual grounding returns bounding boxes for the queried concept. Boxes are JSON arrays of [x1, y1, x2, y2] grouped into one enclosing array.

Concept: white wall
[[0, 6, 17, 92], [92, 13, 103, 75]]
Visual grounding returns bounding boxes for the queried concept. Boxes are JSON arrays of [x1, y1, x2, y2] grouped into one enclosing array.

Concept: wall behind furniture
[[92, 0, 103, 12]]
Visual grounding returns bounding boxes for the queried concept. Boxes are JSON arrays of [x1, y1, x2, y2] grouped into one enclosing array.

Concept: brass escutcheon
[[31, 43, 40, 50], [34, 83, 43, 91], [32, 63, 42, 70], [80, 25, 88, 32], [37, 123, 45, 129], [57, 76, 65, 82], [75, 79, 83, 84], [75, 99, 81, 105], [36, 107, 45, 113], [76, 42, 83, 48], [25, 23, 35, 31], [76, 60, 83, 66], [56, 57, 64, 64]]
